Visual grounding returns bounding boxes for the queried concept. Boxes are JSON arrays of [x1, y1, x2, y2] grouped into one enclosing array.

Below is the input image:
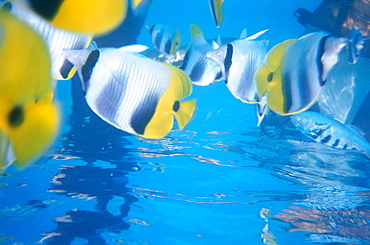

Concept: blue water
[[2, 0, 370, 244]]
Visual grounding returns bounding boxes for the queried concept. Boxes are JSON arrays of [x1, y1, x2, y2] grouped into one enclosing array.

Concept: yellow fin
[[132, 0, 144, 9], [10, 102, 60, 168], [173, 100, 196, 130], [190, 24, 204, 40], [51, 0, 127, 34], [143, 63, 194, 139]]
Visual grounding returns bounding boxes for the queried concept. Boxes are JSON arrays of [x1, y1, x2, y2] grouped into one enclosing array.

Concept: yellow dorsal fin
[[190, 24, 204, 40]]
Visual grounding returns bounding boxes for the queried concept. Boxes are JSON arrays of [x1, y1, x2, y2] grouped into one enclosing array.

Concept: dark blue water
[[2, 0, 370, 244]]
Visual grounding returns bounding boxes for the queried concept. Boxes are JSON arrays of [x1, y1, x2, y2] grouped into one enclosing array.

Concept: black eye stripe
[[8, 106, 24, 128]]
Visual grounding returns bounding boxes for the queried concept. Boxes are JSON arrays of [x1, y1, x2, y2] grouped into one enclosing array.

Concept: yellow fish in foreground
[[14, 0, 127, 35], [0, 11, 60, 170]]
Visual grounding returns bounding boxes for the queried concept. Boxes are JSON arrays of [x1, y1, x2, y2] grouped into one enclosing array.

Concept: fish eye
[[8, 106, 24, 128], [267, 72, 273, 82]]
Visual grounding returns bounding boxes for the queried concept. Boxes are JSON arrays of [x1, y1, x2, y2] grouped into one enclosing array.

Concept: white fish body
[[291, 111, 370, 158], [181, 34, 222, 86], [207, 34, 268, 103]]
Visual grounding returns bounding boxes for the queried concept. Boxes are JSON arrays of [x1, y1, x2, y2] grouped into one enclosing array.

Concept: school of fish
[[1, 0, 369, 170]]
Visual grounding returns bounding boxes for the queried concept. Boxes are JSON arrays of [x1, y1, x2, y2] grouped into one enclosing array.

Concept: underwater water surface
[[2, 0, 370, 244]]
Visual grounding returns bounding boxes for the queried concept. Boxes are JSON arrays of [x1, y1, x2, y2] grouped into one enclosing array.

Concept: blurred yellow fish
[[0, 10, 60, 170], [208, 0, 225, 28], [14, 0, 127, 34]]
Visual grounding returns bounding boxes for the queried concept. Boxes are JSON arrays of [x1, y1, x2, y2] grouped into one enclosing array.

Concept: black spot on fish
[[131, 94, 158, 135], [267, 72, 273, 82], [224, 44, 233, 84], [320, 134, 332, 144], [332, 139, 340, 147], [8, 106, 24, 128], [215, 71, 222, 80], [343, 144, 348, 149], [81, 50, 100, 85], [173, 101, 180, 112], [59, 60, 74, 79], [29, 0, 63, 20]]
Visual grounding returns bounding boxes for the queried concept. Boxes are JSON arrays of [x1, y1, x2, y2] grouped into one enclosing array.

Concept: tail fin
[[173, 99, 196, 130]]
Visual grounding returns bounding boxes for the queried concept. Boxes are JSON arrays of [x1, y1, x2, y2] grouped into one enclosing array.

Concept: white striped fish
[[254, 32, 347, 115], [63, 45, 196, 139], [2, 0, 92, 80], [291, 111, 370, 158], [180, 24, 222, 86], [206, 30, 268, 103], [149, 24, 181, 56]]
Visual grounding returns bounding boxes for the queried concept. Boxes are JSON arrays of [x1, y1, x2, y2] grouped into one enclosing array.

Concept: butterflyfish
[[180, 24, 222, 86], [206, 29, 268, 103], [148, 24, 182, 56], [14, 0, 127, 34], [254, 32, 347, 115], [208, 0, 225, 28], [291, 111, 370, 158], [64, 45, 196, 139], [2, 0, 92, 80], [0, 11, 60, 170]]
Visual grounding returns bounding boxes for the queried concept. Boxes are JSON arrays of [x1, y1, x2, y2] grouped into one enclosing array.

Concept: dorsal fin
[[190, 24, 204, 40], [246, 29, 269, 40]]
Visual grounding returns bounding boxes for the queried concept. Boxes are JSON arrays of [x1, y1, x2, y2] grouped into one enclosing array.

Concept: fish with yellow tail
[[1, 0, 92, 80], [148, 24, 182, 56], [13, 0, 127, 34], [291, 111, 370, 158], [254, 32, 347, 115], [0, 11, 60, 170], [64, 45, 196, 139], [208, 0, 225, 28]]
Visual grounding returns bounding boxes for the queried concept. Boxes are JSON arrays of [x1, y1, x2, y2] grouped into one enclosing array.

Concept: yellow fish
[[208, 0, 225, 28], [254, 32, 346, 115], [14, 0, 127, 34], [64, 45, 196, 139], [0, 11, 60, 170]]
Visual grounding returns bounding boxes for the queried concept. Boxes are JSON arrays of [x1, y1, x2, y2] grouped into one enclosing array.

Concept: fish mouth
[[0, 130, 16, 170]]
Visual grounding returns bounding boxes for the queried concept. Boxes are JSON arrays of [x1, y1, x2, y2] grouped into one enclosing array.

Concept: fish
[[0, 10, 60, 170], [148, 24, 182, 56], [14, 0, 127, 34], [254, 32, 347, 115], [180, 24, 222, 86], [206, 29, 268, 103], [63, 45, 196, 139], [1, 0, 92, 80], [208, 0, 225, 28], [290, 111, 370, 158]]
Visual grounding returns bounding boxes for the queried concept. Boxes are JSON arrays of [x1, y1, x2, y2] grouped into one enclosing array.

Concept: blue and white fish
[[1, 0, 92, 80], [64, 45, 196, 139], [148, 24, 182, 56], [208, 0, 225, 28], [180, 24, 222, 86], [291, 111, 370, 158], [206, 29, 268, 103]]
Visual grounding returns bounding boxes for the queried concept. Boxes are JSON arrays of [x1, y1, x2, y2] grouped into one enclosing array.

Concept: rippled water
[[2, 0, 370, 244]]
